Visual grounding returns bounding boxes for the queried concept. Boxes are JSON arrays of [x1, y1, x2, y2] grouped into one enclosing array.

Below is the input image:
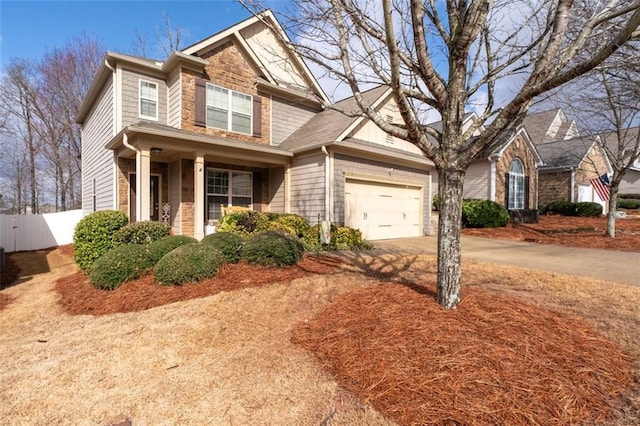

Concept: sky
[[0, 0, 290, 68]]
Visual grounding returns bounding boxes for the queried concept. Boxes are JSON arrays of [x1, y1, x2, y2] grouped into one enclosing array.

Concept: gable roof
[[279, 85, 390, 152], [535, 136, 596, 169], [522, 109, 563, 144]]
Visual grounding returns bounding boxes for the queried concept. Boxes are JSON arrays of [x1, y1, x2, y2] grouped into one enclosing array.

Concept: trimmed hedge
[[147, 235, 198, 264], [73, 210, 129, 271], [462, 199, 510, 228], [270, 214, 311, 238], [241, 231, 304, 267], [543, 201, 603, 217], [217, 211, 269, 236], [303, 223, 371, 251], [619, 193, 640, 200], [201, 232, 244, 263], [618, 198, 640, 209], [88, 244, 153, 290], [114, 221, 171, 245], [575, 202, 603, 217], [154, 243, 225, 285]]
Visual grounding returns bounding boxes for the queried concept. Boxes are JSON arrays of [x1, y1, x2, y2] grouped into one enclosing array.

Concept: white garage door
[[345, 179, 422, 240]]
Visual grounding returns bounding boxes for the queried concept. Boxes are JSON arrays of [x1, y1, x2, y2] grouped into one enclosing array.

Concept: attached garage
[[344, 178, 422, 240]]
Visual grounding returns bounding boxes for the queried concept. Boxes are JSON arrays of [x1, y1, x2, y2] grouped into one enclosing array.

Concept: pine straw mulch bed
[[292, 277, 636, 425], [463, 214, 640, 252], [0, 253, 21, 310], [55, 255, 342, 316]]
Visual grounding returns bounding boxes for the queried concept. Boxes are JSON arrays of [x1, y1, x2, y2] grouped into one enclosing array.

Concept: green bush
[[147, 235, 198, 264], [575, 202, 603, 217], [153, 243, 225, 285], [114, 221, 171, 245], [619, 193, 640, 200], [432, 193, 440, 211], [88, 244, 153, 290], [618, 198, 640, 209], [462, 199, 510, 228], [303, 224, 371, 251], [241, 231, 304, 267], [544, 201, 578, 216], [270, 214, 311, 238], [73, 210, 129, 271], [334, 226, 367, 250], [217, 211, 269, 236], [201, 232, 244, 263]]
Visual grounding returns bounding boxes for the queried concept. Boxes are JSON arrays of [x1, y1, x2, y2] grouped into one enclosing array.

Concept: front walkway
[[374, 236, 640, 287]]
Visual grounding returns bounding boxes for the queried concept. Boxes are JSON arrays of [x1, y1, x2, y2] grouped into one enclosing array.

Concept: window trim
[[508, 158, 525, 210], [205, 83, 253, 135], [139, 79, 159, 121], [205, 168, 253, 221]]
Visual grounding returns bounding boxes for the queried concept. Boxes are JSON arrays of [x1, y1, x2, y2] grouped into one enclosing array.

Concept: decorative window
[[139, 80, 158, 120], [508, 159, 525, 209], [206, 169, 252, 221], [206, 84, 252, 134]]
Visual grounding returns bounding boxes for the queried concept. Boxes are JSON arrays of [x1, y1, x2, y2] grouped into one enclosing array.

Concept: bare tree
[[244, 0, 640, 308], [131, 12, 184, 58]]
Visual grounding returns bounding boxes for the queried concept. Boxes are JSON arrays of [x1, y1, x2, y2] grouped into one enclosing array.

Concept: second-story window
[[206, 84, 252, 135], [139, 80, 158, 120]]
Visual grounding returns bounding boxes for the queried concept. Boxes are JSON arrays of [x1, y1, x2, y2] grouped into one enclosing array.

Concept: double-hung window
[[139, 79, 158, 120], [206, 169, 252, 221], [206, 84, 252, 134]]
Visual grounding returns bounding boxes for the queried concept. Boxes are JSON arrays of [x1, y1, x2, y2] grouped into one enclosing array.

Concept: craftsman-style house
[[75, 11, 435, 241]]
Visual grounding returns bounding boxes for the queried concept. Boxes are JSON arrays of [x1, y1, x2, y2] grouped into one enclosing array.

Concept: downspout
[[122, 133, 142, 221], [322, 145, 331, 221], [570, 168, 575, 202]]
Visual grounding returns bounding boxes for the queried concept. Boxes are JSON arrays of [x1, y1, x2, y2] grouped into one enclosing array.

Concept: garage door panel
[[345, 179, 422, 240]]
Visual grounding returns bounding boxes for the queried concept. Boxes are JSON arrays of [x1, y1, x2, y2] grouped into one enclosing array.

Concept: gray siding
[[81, 78, 115, 215], [269, 166, 285, 213], [333, 153, 431, 235], [271, 96, 319, 145], [290, 153, 325, 223], [167, 67, 181, 128], [168, 160, 182, 234], [620, 170, 640, 194], [121, 68, 167, 128], [463, 160, 491, 199]]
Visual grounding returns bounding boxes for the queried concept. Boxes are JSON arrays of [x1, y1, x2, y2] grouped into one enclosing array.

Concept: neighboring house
[[600, 127, 640, 195], [75, 11, 435, 241], [431, 114, 542, 211], [523, 109, 612, 210]]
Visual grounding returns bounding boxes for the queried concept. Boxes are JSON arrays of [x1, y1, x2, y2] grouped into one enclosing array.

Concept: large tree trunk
[[606, 183, 619, 238], [436, 167, 466, 309]]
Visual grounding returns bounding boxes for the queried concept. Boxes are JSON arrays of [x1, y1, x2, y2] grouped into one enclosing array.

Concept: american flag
[[590, 173, 610, 201]]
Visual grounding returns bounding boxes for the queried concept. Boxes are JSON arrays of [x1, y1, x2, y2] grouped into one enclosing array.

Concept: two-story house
[[75, 11, 435, 241]]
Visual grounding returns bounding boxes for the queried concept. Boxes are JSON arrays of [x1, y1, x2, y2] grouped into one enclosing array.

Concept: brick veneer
[[181, 40, 271, 144], [494, 134, 539, 209]]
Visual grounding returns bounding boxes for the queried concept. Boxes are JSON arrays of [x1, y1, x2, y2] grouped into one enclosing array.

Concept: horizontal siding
[[81, 78, 115, 215], [121, 68, 167, 128], [462, 161, 491, 200], [333, 153, 431, 235], [269, 166, 285, 213], [620, 170, 640, 193], [271, 96, 318, 145], [167, 67, 181, 128], [290, 153, 325, 223]]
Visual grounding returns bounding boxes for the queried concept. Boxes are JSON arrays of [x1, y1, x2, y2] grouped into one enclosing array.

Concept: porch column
[[194, 152, 205, 240], [137, 146, 151, 221]]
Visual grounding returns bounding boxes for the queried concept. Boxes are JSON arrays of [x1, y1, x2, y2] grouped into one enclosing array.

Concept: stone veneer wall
[[117, 158, 168, 218], [494, 135, 539, 209], [181, 40, 271, 144], [574, 144, 610, 196]]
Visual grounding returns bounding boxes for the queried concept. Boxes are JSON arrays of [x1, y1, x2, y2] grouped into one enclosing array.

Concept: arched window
[[507, 159, 525, 209]]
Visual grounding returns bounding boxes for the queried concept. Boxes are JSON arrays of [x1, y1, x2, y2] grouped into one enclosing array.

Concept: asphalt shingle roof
[[535, 137, 594, 169], [522, 109, 563, 144]]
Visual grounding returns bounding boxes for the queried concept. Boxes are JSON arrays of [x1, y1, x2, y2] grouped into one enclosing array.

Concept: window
[[206, 84, 252, 134], [508, 159, 525, 209], [206, 169, 252, 221], [139, 80, 158, 120]]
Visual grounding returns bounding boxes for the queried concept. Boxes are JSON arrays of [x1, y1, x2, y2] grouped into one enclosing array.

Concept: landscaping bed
[[463, 214, 640, 251]]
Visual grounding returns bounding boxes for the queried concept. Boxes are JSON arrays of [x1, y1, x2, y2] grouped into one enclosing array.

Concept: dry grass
[[0, 248, 638, 424]]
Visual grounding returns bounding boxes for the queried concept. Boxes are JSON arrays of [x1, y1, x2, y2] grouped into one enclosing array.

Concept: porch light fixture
[[150, 147, 163, 155]]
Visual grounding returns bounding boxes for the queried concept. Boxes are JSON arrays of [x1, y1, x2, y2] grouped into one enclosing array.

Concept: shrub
[[303, 223, 338, 251], [303, 224, 371, 251], [462, 199, 510, 228], [544, 201, 578, 216], [270, 214, 311, 238], [618, 198, 640, 209], [217, 211, 269, 236], [114, 221, 171, 245], [432, 193, 440, 211], [88, 244, 153, 290], [73, 210, 129, 271], [154, 243, 225, 285], [575, 202, 603, 217], [147, 235, 198, 264], [241, 231, 304, 267], [201, 232, 244, 263], [619, 193, 640, 200]]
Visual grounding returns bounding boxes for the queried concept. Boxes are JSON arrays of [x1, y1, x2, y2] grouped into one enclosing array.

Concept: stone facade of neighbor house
[[76, 11, 436, 242], [538, 172, 572, 206], [494, 133, 539, 209]]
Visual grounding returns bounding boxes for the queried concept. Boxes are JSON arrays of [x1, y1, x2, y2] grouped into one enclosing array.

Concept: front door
[[130, 174, 160, 222]]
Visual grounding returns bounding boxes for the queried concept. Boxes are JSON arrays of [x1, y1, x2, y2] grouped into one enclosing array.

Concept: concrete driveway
[[374, 236, 640, 287]]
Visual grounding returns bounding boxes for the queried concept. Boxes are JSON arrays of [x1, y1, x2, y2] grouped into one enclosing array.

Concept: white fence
[[0, 210, 83, 253]]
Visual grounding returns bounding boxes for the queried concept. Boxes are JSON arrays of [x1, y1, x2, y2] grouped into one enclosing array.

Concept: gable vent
[[385, 115, 394, 144]]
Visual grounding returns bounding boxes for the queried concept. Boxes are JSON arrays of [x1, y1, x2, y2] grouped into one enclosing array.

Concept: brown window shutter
[[195, 78, 206, 127], [504, 172, 510, 209], [524, 176, 530, 209], [252, 96, 262, 138]]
